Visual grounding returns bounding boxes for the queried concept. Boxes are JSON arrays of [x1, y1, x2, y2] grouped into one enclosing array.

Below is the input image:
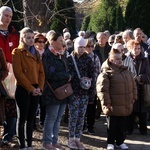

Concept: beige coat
[[96, 59, 137, 116]]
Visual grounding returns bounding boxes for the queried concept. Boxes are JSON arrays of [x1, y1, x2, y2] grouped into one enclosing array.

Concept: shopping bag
[[3, 63, 16, 99]]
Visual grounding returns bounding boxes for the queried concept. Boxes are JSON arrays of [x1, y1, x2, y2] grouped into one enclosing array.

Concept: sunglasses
[[86, 45, 94, 48], [37, 41, 45, 44]]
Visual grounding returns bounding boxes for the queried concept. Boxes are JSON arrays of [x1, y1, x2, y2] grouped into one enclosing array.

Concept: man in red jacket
[[0, 6, 19, 147], [0, 6, 19, 63]]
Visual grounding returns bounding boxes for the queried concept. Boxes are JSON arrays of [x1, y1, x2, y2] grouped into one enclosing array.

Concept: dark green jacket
[[42, 49, 71, 105]]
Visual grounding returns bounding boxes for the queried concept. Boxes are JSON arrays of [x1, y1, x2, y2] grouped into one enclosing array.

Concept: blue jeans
[[42, 103, 66, 144], [3, 117, 17, 142]]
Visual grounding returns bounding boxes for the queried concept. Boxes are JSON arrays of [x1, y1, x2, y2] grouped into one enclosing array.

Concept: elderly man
[[0, 6, 19, 146], [94, 32, 111, 121], [133, 28, 148, 52], [94, 32, 111, 64]]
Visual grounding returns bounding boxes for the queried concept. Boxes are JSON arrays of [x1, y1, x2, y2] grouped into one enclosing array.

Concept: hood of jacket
[[101, 59, 128, 75]]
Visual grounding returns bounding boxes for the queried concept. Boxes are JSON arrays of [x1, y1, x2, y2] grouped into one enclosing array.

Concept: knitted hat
[[74, 37, 86, 49]]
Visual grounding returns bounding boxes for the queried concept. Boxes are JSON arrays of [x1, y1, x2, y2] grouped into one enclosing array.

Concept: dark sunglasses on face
[[37, 41, 45, 44], [86, 45, 94, 48]]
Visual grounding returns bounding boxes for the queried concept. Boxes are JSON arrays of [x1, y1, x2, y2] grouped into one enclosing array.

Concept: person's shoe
[[52, 143, 64, 150], [116, 143, 128, 149], [1, 140, 16, 148], [42, 143, 57, 150], [68, 140, 78, 149], [75, 140, 85, 150], [83, 127, 88, 133], [107, 144, 114, 150], [87, 129, 95, 135]]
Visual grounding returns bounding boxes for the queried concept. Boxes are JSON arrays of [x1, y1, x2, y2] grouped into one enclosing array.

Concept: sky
[[73, 0, 85, 3]]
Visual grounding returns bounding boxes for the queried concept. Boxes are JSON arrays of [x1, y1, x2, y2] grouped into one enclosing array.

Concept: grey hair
[[123, 29, 133, 39], [0, 6, 12, 15], [96, 32, 106, 40]]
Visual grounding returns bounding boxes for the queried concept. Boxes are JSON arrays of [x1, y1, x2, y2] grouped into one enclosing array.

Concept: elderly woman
[[12, 27, 45, 149], [34, 33, 47, 57], [126, 40, 150, 135], [97, 49, 137, 150], [33, 33, 47, 128], [42, 32, 72, 150]]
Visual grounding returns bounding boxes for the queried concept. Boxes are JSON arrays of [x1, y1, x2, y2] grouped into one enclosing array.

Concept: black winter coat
[[68, 52, 95, 103], [131, 52, 150, 113], [93, 42, 111, 64], [42, 49, 71, 105]]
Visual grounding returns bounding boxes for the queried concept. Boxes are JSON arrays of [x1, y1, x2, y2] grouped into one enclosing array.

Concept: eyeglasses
[[37, 41, 45, 44], [86, 45, 94, 48]]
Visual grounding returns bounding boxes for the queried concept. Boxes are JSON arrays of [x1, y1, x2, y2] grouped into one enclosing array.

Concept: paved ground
[[57, 115, 150, 150], [0, 115, 150, 150]]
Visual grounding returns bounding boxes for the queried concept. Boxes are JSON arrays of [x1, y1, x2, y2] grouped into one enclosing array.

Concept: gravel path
[[0, 115, 150, 150]]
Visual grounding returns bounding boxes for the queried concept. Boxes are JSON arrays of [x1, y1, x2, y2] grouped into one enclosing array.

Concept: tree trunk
[[22, 0, 54, 33]]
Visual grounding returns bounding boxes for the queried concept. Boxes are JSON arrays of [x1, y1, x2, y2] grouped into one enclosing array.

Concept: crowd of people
[[0, 5, 150, 150]]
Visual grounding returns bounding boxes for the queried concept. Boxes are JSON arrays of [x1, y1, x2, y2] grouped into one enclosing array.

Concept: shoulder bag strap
[[46, 80, 55, 93], [71, 54, 81, 79], [46, 58, 68, 93]]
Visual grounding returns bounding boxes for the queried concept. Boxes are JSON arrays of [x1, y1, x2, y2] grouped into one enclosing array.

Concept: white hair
[[46, 30, 55, 40], [63, 32, 71, 39], [78, 31, 85, 37], [0, 6, 12, 15]]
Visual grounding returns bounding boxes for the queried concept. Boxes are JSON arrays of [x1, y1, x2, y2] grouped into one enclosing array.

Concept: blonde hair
[[86, 38, 95, 46], [19, 27, 34, 45]]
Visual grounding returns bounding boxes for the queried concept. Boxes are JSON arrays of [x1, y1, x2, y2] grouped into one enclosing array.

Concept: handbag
[[0, 63, 16, 99], [71, 54, 92, 90], [46, 59, 73, 100], [138, 62, 150, 107], [47, 81, 73, 100]]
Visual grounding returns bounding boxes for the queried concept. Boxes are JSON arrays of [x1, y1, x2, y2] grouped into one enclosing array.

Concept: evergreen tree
[[88, 0, 124, 34], [115, 5, 124, 32], [50, 0, 76, 38], [125, 0, 150, 36], [81, 15, 90, 31]]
